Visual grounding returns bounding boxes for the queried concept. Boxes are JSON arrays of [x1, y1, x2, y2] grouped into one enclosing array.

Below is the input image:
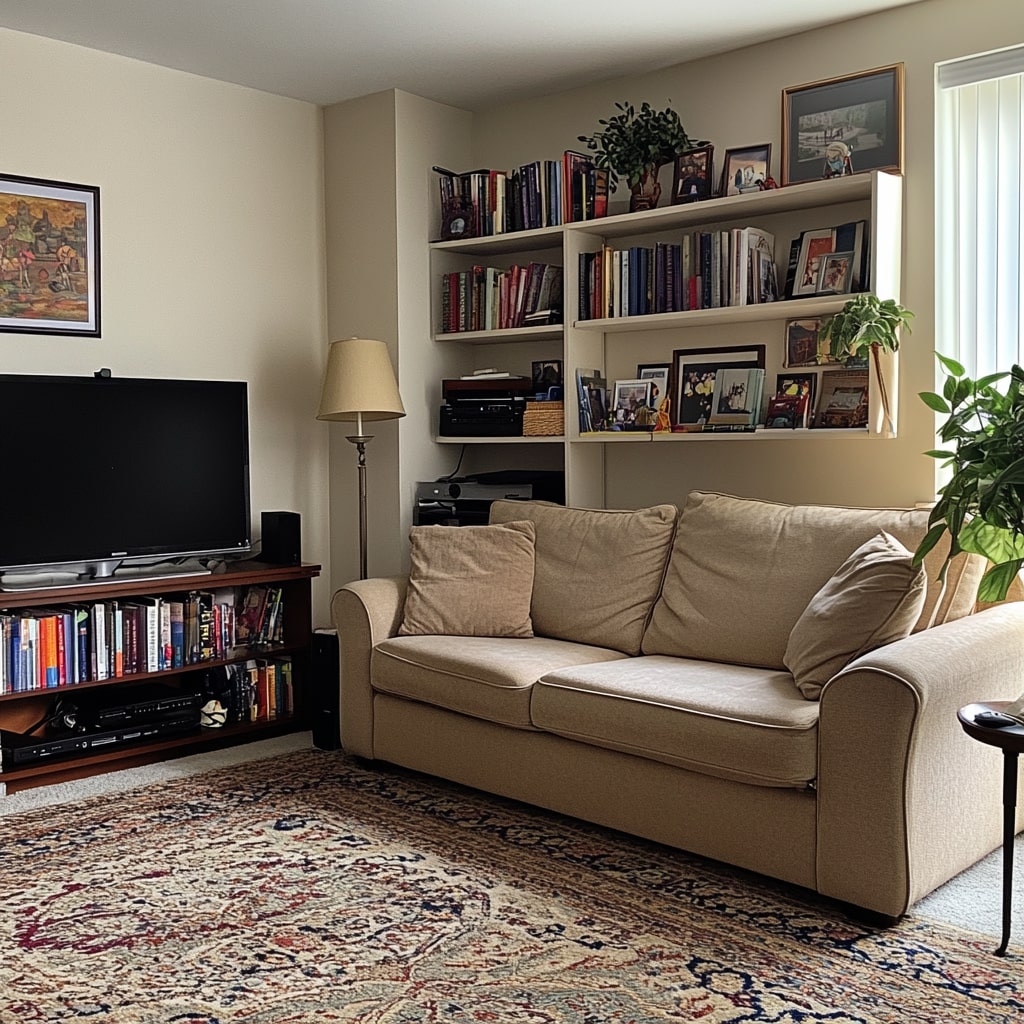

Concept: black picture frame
[[719, 144, 772, 196], [671, 345, 766, 429], [782, 63, 904, 186], [0, 173, 101, 337], [672, 145, 715, 204]]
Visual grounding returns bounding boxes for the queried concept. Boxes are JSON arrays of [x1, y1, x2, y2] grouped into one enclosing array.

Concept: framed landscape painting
[[782, 64, 904, 186], [0, 174, 100, 336]]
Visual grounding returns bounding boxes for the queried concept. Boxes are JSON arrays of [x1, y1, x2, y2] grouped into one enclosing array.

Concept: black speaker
[[261, 510, 301, 565], [311, 628, 341, 750]]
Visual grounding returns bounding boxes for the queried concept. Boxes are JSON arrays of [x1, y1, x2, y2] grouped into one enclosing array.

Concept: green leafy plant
[[819, 294, 914, 433], [577, 101, 705, 191], [819, 293, 914, 362], [915, 354, 1024, 602]]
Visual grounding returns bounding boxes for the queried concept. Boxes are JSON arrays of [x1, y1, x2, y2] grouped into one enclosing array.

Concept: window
[[936, 45, 1024, 379]]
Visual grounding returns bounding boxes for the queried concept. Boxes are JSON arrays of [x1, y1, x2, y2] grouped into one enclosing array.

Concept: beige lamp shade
[[316, 337, 406, 423]]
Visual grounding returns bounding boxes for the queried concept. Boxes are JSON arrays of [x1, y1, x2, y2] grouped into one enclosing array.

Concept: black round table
[[957, 701, 1024, 956]]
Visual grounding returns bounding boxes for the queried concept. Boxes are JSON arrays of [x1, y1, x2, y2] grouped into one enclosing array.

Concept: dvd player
[[67, 682, 202, 731], [1, 711, 200, 768]]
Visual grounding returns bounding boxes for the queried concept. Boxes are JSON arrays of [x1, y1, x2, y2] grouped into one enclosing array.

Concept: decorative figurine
[[822, 142, 853, 179]]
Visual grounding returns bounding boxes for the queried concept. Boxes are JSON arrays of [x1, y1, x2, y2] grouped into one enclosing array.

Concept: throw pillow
[[398, 521, 536, 638], [784, 531, 927, 700]]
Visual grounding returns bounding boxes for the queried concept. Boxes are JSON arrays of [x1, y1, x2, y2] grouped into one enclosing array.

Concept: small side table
[[957, 701, 1024, 956]]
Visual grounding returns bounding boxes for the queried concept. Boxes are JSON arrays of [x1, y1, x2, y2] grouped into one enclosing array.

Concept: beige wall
[[0, 30, 330, 617], [466, 0, 1024, 510]]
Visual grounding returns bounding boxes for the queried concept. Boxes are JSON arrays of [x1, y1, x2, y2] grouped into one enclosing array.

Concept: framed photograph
[[817, 251, 855, 294], [0, 174, 100, 336], [719, 144, 772, 197], [782, 63, 904, 186], [637, 362, 672, 430], [440, 194, 476, 240], [812, 369, 869, 429], [532, 359, 563, 390], [785, 317, 829, 367], [708, 367, 764, 427], [671, 345, 766, 429], [792, 228, 836, 297], [672, 145, 714, 204], [611, 378, 653, 430]]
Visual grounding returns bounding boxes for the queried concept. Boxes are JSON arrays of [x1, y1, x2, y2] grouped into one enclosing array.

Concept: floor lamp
[[316, 338, 405, 580]]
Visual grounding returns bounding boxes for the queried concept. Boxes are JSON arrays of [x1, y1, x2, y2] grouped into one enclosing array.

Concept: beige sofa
[[331, 491, 1024, 920]]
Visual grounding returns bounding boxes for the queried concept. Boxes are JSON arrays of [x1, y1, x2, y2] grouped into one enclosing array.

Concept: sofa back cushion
[[489, 499, 677, 655], [641, 491, 986, 670]]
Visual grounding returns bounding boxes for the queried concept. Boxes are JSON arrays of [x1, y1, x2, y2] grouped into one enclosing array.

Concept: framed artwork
[[792, 228, 837, 297], [813, 369, 870, 429], [817, 251, 855, 294], [672, 145, 714, 204], [719, 144, 772, 196], [782, 63, 904, 186], [611, 378, 653, 430], [637, 362, 672, 430], [784, 317, 828, 367], [532, 359, 563, 389], [671, 345, 766, 429], [0, 174, 100, 336]]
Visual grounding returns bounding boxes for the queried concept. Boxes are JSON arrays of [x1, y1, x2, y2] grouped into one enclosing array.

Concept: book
[[813, 369, 870, 429]]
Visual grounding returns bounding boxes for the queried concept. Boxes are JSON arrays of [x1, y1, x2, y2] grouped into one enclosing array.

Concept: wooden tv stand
[[0, 560, 320, 795]]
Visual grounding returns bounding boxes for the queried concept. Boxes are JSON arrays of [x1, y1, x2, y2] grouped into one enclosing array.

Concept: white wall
[[0, 30, 331, 619], [466, 0, 1024, 510]]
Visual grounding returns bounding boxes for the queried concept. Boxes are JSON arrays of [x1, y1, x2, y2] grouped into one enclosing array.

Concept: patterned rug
[[1, 750, 1021, 1023]]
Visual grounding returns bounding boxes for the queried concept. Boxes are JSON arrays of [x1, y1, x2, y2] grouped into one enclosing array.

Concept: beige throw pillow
[[398, 521, 536, 638], [784, 531, 927, 700]]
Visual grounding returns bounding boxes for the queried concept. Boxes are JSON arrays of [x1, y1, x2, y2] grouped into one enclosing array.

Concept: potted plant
[[915, 356, 1024, 602], [577, 101, 706, 211], [818, 293, 914, 433]]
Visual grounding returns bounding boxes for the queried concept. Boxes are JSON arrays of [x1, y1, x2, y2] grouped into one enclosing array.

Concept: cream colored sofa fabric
[[642, 491, 985, 669], [332, 492, 1024, 920], [489, 499, 676, 655]]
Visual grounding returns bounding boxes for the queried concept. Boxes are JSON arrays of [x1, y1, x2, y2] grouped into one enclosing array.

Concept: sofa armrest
[[330, 576, 408, 758], [816, 602, 1024, 917]]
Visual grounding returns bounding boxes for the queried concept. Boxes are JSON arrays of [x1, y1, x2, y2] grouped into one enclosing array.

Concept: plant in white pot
[[818, 293, 914, 433], [916, 356, 1024, 603], [577, 101, 706, 212]]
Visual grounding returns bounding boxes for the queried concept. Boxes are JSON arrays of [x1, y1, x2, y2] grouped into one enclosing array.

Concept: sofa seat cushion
[[489, 499, 677, 656], [642, 490, 987, 671], [532, 656, 819, 788], [371, 635, 629, 729]]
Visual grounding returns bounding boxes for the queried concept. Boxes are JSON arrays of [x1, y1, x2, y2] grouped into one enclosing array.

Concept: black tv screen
[[0, 373, 251, 581]]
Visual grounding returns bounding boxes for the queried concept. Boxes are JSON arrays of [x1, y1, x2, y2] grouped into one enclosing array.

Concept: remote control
[[973, 710, 1019, 729]]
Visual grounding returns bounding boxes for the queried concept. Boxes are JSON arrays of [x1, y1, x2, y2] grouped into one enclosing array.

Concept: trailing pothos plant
[[819, 294, 914, 433], [915, 354, 1024, 602]]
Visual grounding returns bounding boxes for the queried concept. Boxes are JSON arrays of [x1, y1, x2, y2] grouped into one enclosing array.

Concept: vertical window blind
[[936, 45, 1024, 378]]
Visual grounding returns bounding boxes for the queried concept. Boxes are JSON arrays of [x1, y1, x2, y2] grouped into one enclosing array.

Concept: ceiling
[[0, 0, 924, 110]]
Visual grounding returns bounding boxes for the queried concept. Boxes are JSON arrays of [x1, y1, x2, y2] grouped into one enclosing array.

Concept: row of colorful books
[[214, 657, 295, 725], [439, 261, 562, 334], [0, 586, 286, 696], [577, 227, 779, 322], [434, 151, 609, 240]]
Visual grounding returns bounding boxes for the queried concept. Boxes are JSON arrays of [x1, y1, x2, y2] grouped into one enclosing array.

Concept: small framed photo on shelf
[[782, 63, 904, 186], [671, 345, 766, 430], [611, 378, 654, 430], [0, 173, 101, 336], [792, 228, 836, 297], [532, 359, 563, 390], [440, 194, 476, 240], [813, 369, 869, 429], [817, 251, 855, 294], [672, 145, 715, 204], [719, 144, 772, 196], [637, 362, 672, 431]]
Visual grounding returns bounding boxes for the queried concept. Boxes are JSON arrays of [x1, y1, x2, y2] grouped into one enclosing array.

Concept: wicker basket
[[522, 401, 564, 436]]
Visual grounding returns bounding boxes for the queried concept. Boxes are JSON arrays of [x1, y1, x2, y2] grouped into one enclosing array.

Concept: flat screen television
[[0, 372, 252, 585]]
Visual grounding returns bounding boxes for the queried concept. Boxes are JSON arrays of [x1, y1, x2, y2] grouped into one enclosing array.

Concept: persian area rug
[[1, 751, 1021, 1023]]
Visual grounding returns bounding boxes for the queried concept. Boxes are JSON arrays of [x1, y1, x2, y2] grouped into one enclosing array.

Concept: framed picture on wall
[[782, 64, 904, 186], [0, 174, 101, 336]]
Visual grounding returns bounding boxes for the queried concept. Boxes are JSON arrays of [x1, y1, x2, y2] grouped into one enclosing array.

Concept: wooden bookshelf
[[0, 561, 320, 795]]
